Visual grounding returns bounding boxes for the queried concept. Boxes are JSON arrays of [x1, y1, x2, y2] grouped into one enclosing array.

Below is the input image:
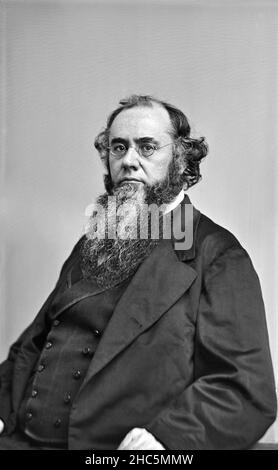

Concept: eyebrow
[[110, 137, 128, 145], [110, 137, 160, 145], [135, 137, 159, 145]]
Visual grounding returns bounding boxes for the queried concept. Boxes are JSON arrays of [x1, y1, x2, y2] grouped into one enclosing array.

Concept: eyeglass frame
[[107, 141, 176, 159]]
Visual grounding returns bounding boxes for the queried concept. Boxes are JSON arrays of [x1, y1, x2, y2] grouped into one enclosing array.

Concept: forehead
[[109, 104, 172, 140]]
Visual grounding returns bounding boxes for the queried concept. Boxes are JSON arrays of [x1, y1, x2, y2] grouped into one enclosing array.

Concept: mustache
[[104, 155, 184, 206], [81, 159, 185, 289]]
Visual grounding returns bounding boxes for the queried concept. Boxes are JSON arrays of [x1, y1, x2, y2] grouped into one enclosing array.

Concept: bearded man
[[0, 95, 276, 450]]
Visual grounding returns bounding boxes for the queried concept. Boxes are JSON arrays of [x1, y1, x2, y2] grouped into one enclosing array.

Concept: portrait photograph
[[0, 0, 277, 454]]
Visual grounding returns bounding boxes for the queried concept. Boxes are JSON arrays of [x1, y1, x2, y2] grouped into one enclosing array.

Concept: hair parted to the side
[[94, 94, 208, 189]]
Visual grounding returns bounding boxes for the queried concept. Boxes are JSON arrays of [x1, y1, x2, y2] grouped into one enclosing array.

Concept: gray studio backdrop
[[0, 0, 277, 442]]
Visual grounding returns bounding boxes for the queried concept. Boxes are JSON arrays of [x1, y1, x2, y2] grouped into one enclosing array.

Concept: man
[[0, 95, 276, 450]]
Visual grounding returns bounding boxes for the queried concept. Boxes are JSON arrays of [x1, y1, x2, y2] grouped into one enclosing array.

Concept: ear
[[178, 164, 186, 175], [177, 158, 187, 175]]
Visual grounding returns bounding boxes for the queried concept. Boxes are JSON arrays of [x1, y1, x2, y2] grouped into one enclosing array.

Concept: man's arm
[[0, 322, 36, 429], [142, 246, 277, 449], [0, 236, 84, 433]]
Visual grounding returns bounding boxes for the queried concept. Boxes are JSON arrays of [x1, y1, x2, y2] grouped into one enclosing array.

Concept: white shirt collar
[[163, 189, 185, 214]]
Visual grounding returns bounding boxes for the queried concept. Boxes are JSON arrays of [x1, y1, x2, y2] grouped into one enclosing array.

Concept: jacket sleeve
[[0, 322, 39, 425], [0, 236, 84, 428], [0, 282, 60, 427], [146, 245, 277, 449]]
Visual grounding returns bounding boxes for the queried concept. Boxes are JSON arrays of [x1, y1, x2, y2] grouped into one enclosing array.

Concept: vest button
[[26, 411, 33, 421], [64, 392, 71, 404], [53, 320, 60, 327], [54, 418, 62, 428], [38, 364, 45, 372], [45, 341, 53, 349], [93, 329, 101, 337], [31, 389, 38, 398], [73, 370, 82, 380], [82, 347, 91, 356]]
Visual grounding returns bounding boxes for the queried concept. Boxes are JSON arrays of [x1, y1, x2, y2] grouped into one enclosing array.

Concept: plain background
[[0, 0, 277, 442]]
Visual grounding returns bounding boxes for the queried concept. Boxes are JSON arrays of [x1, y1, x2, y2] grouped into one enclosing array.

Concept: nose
[[121, 146, 140, 171]]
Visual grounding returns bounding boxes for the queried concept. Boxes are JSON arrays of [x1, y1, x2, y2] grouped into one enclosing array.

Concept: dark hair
[[94, 94, 208, 188]]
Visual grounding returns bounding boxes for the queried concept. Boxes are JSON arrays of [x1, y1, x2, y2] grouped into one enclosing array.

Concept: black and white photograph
[[0, 0, 277, 455]]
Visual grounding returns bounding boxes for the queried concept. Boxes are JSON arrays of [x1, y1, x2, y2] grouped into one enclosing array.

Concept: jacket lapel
[[50, 279, 107, 319], [79, 238, 197, 390]]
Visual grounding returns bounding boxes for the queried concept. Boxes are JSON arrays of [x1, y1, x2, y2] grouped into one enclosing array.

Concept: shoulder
[[187, 212, 263, 303], [175, 195, 248, 268], [191, 211, 252, 273], [58, 235, 85, 278], [197, 213, 242, 253]]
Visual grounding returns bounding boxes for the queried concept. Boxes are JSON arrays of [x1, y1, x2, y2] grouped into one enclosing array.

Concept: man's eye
[[141, 144, 155, 153], [112, 144, 126, 153]]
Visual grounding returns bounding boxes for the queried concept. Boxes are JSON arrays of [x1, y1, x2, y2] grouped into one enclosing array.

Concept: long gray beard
[[80, 184, 162, 289], [81, 159, 184, 289], [81, 237, 159, 290]]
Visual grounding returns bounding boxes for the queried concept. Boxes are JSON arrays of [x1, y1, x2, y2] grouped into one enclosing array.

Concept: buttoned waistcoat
[[17, 264, 131, 445], [0, 197, 276, 449]]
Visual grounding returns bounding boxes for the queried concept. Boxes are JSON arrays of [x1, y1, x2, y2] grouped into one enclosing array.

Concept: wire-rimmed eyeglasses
[[107, 141, 175, 159]]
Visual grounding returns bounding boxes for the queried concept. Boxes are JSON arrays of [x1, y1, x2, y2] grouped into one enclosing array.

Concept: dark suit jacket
[[0, 197, 276, 449]]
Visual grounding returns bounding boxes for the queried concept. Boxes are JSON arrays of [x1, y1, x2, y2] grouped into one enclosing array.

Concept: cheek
[[150, 155, 172, 180]]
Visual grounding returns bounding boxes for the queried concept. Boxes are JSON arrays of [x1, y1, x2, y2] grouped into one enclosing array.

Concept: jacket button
[[45, 341, 53, 349], [54, 418, 62, 428], [53, 320, 60, 327], [93, 329, 101, 337], [31, 389, 38, 398], [64, 392, 71, 404], [37, 364, 45, 372], [82, 347, 91, 356], [26, 412, 33, 421], [73, 370, 82, 380]]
